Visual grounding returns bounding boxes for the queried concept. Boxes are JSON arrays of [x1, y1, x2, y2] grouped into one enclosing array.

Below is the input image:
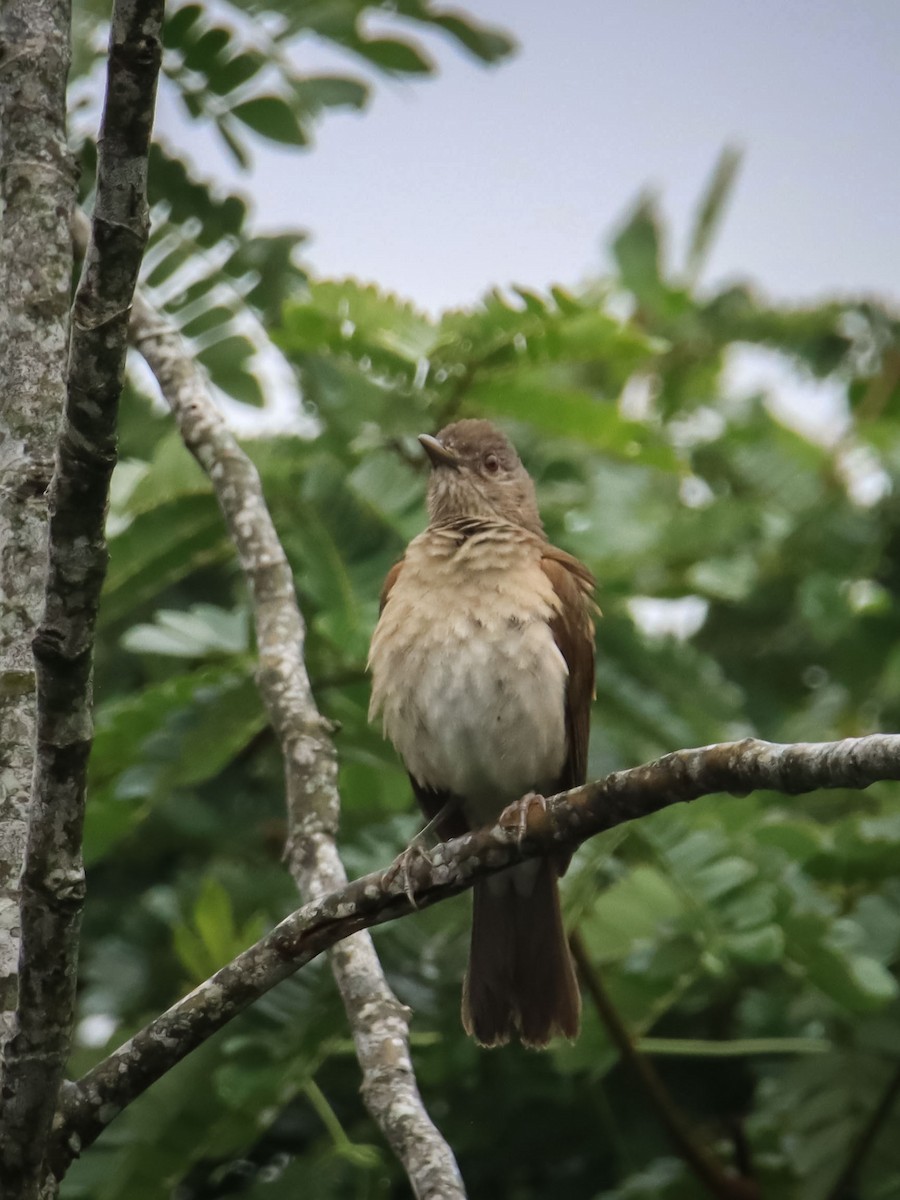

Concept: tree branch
[[114, 282, 465, 1198], [51, 732, 900, 1175], [570, 933, 757, 1200], [0, 4, 163, 1196], [0, 0, 74, 1067]]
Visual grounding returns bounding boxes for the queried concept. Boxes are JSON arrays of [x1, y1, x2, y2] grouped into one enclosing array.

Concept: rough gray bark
[[51, 731, 900, 1174], [114, 286, 467, 1200], [0, 0, 74, 1066], [0, 3, 163, 1197]]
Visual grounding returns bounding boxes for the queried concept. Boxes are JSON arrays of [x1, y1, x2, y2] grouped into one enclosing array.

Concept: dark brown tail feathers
[[461, 857, 581, 1048]]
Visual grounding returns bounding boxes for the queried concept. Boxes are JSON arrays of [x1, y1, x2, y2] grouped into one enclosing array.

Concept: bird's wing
[[540, 546, 597, 791], [378, 558, 404, 612]]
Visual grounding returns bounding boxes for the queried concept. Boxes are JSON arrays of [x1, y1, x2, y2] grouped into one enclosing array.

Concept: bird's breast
[[368, 533, 568, 823]]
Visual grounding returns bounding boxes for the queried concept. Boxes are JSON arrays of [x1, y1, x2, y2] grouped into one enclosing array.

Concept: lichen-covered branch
[[0, 0, 74, 1069], [52, 732, 900, 1175], [0, 4, 163, 1197], [122, 289, 465, 1199]]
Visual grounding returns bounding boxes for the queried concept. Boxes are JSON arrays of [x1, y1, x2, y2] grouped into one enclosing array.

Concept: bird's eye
[[483, 453, 500, 473]]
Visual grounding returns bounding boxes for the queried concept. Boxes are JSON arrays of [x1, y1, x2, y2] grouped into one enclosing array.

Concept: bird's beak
[[418, 433, 460, 470]]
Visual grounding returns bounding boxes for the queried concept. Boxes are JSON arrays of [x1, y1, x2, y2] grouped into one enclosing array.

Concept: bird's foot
[[385, 799, 463, 908], [499, 791, 548, 845], [384, 835, 433, 909]]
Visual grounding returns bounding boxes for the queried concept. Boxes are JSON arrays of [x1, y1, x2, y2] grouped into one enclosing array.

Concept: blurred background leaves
[[65, 1, 900, 1197]]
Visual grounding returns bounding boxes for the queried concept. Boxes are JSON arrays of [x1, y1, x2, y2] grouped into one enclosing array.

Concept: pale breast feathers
[[368, 531, 596, 808]]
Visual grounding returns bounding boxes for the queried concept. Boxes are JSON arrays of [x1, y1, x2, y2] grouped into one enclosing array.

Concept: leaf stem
[[636, 1036, 830, 1058], [304, 1078, 354, 1153]]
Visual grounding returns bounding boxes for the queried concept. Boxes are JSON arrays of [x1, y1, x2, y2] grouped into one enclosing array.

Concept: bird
[[367, 419, 596, 1048]]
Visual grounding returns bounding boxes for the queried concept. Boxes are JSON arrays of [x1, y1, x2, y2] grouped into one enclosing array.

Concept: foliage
[[63, 2, 900, 1198]]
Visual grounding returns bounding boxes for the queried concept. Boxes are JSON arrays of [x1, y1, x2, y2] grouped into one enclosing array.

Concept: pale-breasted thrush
[[368, 419, 596, 1047]]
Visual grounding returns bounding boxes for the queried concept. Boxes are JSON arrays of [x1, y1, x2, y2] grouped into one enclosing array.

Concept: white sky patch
[[723, 344, 892, 508], [835, 442, 892, 508], [679, 474, 716, 509], [668, 406, 727, 449], [147, 2, 900, 315], [844, 578, 890, 615], [628, 595, 709, 641], [76, 1013, 118, 1048], [618, 372, 657, 421], [723, 344, 849, 446]]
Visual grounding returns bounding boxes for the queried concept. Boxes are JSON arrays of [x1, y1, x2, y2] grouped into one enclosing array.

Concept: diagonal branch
[[826, 1061, 900, 1200], [570, 933, 757, 1200], [0, 3, 163, 1197], [51, 732, 900, 1175], [116, 284, 465, 1198]]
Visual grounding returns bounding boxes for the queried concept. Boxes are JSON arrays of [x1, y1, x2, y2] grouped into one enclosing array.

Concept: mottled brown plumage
[[368, 419, 596, 1047]]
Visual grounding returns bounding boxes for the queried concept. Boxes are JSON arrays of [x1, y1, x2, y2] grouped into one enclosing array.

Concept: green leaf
[[347, 450, 425, 537], [166, 673, 268, 788], [146, 144, 247, 244], [193, 878, 236, 961], [725, 924, 785, 965], [688, 553, 759, 602], [465, 371, 679, 469], [124, 430, 211, 514], [86, 665, 242, 863], [611, 193, 665, 305], [280, 279, 437, 370], [230, 96, 308, 145], [429, 13, 516, 64], [294, 74, 368, 112], [353, 37, 433, 75], [685, 855, 758, 901], [292, 502, 368, 658], [181, 26, 230, 74], [208, 51, 261, 96], [847, 954, 899, 1005], [786, 916, 899, 1012], [102, 496, 232, 625], [216, 116, 251, 169], [579, 866, 686, 963], [754, 818, 826, 864], [685, 145, 742, 284], [122, 604, 249, 659], [162, 3, 202, 49]]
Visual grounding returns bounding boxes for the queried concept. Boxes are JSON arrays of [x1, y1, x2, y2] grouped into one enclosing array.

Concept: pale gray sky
[[155, 0, 899, 315]]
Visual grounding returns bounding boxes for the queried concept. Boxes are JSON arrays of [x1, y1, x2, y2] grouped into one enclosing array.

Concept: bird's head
[[419, 419, 544, 536]]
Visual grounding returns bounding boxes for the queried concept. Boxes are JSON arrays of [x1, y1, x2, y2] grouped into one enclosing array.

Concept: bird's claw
[[499, 791, 548, 846], [385, 838, 432, 908]]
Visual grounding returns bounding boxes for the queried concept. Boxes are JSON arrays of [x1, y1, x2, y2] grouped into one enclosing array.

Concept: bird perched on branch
[[368, 419, 596, 1048]]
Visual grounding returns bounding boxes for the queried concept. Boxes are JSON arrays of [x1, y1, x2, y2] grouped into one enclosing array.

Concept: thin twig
[[0, 5, 163, 1198], [570, 932, 757, 1200], [50, 732, 900, 1174]]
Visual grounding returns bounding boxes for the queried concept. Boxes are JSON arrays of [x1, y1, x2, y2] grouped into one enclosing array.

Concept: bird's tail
[[461, 857, 581, 1048]]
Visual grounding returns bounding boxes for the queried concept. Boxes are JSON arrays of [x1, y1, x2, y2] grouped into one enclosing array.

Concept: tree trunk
[[0, 0, 74, 1062]]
